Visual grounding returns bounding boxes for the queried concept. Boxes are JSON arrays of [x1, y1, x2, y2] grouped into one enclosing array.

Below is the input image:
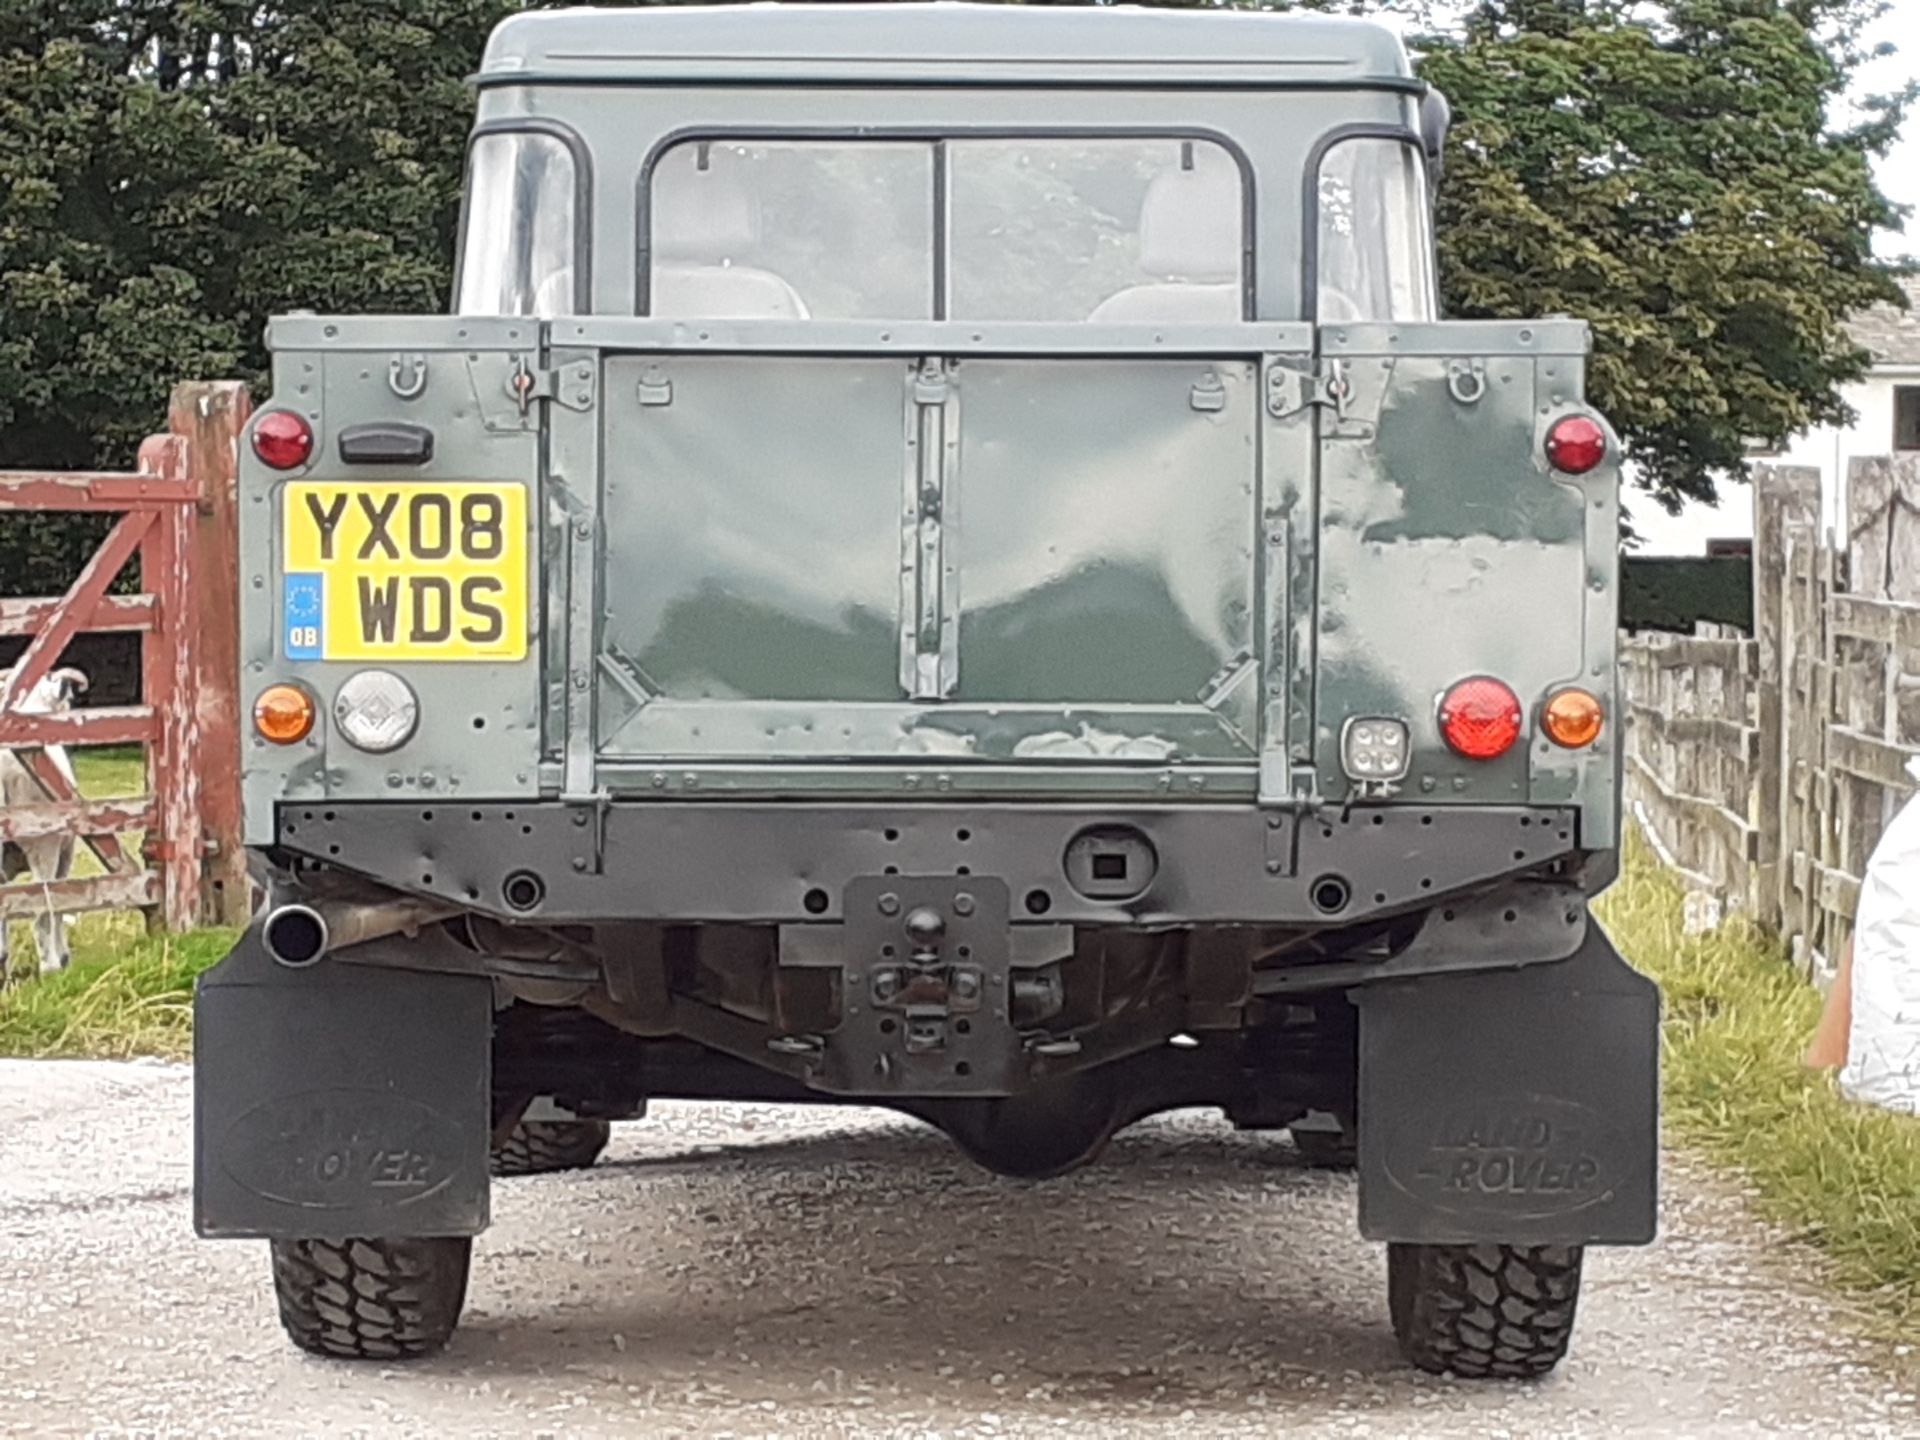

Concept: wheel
[[269, 1236, 472, 1360], [1289, 1124, 1358, 1170], [1387, 1242, 1583, 1379], [491, 1117, 612, 1177]]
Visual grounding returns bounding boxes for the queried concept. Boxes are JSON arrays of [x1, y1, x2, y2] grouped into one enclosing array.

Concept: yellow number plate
[[281, 483, 528, 662]]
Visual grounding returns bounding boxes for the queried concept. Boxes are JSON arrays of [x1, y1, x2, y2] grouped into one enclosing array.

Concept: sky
[[1865, 6, 1920, 258], [1632, 5, 1920, 552]]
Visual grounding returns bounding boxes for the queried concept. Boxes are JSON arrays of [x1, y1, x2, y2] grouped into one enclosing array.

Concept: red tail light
[[252, 411, 314, 471], [1439, 677, 1524, 760], [1545, 415, 1607, 475]]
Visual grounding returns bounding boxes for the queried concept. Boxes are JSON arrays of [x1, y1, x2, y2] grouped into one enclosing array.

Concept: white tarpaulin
[[1840, 757, 1920, 1113]]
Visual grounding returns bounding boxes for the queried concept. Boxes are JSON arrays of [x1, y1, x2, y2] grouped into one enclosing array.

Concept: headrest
[[1136, 151, 1242, 283], [651, 148, 761, 263]]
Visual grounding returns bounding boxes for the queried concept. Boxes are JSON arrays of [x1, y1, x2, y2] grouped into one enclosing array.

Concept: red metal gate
[[0, 382, 249, 940]]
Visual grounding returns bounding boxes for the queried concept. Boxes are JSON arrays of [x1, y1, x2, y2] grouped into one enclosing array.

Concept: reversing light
[[254, 684, 316, 744], [333, 669, 420, 754], [252, 411, 314, 471], [1545, 415, 1607, 475], [1439, 677, 1523, 760], [1341, 716, 1411, 782], [1544, 687, 1605, 748]]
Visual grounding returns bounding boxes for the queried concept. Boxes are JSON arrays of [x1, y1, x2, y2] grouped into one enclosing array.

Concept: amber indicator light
[[254, 684, 316, 744], [1543, 688, 1605, 749]]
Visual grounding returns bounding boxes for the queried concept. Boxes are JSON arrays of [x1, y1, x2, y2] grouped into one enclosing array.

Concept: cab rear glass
[[641, 136, 1247, 324]]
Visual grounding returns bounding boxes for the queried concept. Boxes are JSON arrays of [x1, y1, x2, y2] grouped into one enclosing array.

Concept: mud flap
[[1355, 923, 1658, 1245], [194, 923, 491, 1240]]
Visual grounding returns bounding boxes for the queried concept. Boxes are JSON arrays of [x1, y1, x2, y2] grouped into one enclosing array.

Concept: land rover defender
[[195, 5, 1657, 1378]]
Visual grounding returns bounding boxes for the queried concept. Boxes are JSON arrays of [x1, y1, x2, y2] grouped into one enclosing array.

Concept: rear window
[[1315, 137, 1437, 323], [456, 131, 579, 318], [644, 136, 1245, 323]]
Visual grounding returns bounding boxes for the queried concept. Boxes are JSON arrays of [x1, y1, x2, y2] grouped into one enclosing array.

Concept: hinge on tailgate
[[506, 356, 597, 416], [1265, 359, 1349, 420], [561, 788, 612, 875]]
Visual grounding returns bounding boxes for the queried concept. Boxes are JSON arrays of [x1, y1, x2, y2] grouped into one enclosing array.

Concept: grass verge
[[1597, 831, 1920, 1339], [0, 928, 234, 1059]]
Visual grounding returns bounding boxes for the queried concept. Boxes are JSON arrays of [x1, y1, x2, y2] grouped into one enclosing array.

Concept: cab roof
[[477, 3, 1418, 91]]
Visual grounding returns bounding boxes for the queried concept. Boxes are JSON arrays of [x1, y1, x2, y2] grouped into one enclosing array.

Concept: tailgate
[[568, 336, 1300, 795]]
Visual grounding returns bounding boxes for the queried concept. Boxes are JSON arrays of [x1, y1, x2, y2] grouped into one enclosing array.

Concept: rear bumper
[[270, 799, 1590, 928], [193, 912, 1657, 1246]]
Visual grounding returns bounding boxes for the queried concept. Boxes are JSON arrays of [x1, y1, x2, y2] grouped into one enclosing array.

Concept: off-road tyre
[[1289, 1125, 1358, 1170], [1387, 1242, 1582, 1379], [491, 1117, 612, 1177], [269, 1236, 472, 1360]]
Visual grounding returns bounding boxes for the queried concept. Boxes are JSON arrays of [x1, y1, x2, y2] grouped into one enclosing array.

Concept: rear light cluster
[[1438, 677, 1524, 759], [1435, 678, 1605, 761]]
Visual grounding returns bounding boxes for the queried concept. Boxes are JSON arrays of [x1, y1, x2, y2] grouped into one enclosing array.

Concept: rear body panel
[[241, 317, 1612, 838]]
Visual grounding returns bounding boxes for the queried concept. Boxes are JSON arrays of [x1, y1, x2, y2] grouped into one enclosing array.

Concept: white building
[[1634, 274, 1920, 555]]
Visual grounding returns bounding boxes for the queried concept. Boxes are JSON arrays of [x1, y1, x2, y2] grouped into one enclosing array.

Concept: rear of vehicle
[[194, 5, 1656, 1376]]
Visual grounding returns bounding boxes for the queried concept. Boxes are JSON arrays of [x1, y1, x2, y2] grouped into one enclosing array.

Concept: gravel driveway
[[0, 1059, 1913, 1438]]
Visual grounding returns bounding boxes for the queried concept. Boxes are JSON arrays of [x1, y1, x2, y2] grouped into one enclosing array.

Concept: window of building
[[1895, 386, 1920, 451]]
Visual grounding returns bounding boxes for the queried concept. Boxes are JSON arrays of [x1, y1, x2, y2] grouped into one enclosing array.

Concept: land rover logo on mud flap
[[1385, 1095, 1628, 1220], [220, 1088, 462, 1210]]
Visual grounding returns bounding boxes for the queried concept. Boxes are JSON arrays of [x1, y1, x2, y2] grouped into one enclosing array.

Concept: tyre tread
[[491, 1118, 612, 1177], [1388, 1241, 1582, 1379], [270, 1235, 470, 1361]]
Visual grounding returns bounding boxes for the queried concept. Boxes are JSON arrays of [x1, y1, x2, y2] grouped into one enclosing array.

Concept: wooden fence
[[0, 382, 251, 943], [1622, 455, 1920, 976]]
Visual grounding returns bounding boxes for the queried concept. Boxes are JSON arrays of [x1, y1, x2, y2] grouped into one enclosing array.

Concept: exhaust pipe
[[261, 896, 455, 968]]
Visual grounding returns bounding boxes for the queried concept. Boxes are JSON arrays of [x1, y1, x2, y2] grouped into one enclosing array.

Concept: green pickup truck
[[194, 3, 1656, 1380]]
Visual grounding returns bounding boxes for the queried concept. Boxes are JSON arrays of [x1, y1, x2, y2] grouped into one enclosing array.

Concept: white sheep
[[0, 665, 89, 977]]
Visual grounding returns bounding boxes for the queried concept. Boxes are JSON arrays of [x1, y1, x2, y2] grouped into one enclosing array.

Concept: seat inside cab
[[1088, 153, 1242, 324], [649, 149, 812, 320]]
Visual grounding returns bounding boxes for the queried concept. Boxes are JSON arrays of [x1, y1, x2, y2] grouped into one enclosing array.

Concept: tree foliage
[[0, 1, 510, 592], [0, 0, 1910, 592], [1417, 0, 1913, 509]]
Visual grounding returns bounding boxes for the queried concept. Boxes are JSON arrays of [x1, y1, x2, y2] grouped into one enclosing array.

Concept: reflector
[[252, 411, 314, 471], [1545, 415, 1606, 475]]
